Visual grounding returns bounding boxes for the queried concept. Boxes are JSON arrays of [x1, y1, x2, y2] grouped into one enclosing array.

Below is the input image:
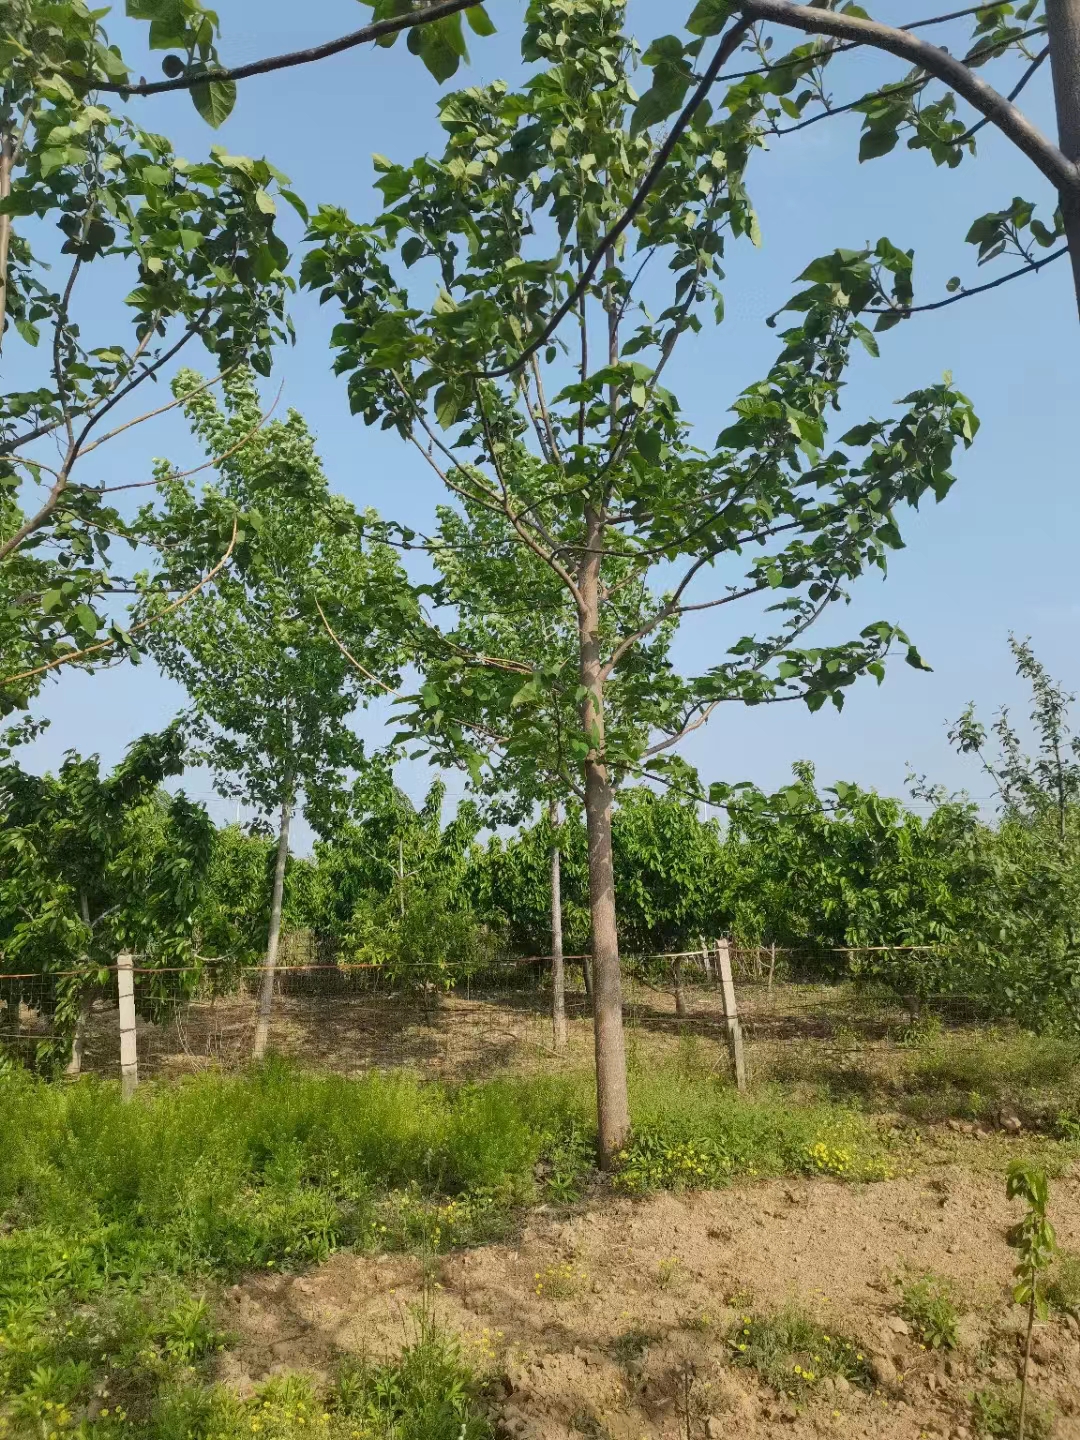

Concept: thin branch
[[475, 17, 754, 380], [90, 0, 503, 97], [950, 44, 1050, 144], [99, 381, 283, 492], [2, 516, 238, 688], [735, 1, 1079, 196], [868, 244, 1067, 313], [313, 596, 398, 694]]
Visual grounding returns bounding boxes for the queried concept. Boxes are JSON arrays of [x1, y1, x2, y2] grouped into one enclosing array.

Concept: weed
[[972, 1384, 1054, 1440], [610, 1329, 655, 1365], [656, 1256, 682, 1289], [1047, 1248, 1080, 1315], [330, 1305, 492, 1440], [532, 1261, 587, 1300], [728, 1305, 872, 1396], [896, 1270, 960, 1350]]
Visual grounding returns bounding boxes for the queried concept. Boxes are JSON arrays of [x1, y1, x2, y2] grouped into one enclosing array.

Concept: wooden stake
[[715, 938, 748, 1093], [768, 941, 777, 998], [117, 951, 138, 1100]]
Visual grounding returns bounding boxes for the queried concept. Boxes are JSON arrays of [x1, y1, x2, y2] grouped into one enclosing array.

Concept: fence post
[[715, 938, 748, 1093], [699, 935, 713, 981], [117, 951, 138, 1100], [768, 941, 777, 999]]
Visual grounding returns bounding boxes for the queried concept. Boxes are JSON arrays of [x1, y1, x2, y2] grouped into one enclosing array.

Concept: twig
[[868, 245, 1067, 314]]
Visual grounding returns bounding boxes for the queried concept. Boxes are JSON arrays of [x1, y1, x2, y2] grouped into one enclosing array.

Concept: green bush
[[728, 1304, 872, 1395]]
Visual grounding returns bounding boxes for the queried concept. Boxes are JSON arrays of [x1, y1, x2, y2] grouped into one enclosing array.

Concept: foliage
[[331, 1309, 494, 1440], [728, 1304, 872, 1396], [972, 1383, 1055, 1440], [0, 724, 212, 1065], [0, 2, 295, 714], [896, 1270, 960, 1351], [147, 371, 412, 833], [1046, 1249, 1080, 1317]]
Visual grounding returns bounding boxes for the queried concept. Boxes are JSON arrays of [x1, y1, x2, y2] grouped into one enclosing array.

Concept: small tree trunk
[[582, 955, 593, 999], [1019, 1285, 1037, 1440], [673, 957, 687, 1017], [253, 777, 293, 1060], [549, 800, 568, 1049], [66, 893, 93, 1077], [1047, 0, 1080, 317], [578, 503, 630, 1169]]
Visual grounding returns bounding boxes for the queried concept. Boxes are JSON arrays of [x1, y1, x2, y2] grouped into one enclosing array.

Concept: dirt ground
[[219, 1145, 1080, 1439]]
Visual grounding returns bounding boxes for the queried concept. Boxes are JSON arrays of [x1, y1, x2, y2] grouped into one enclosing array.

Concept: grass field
[[2, 1021, 1079, 1439]]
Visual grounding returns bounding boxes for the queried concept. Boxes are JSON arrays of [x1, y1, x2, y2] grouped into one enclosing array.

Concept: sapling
[[1005, 1160, 1057, 1440]]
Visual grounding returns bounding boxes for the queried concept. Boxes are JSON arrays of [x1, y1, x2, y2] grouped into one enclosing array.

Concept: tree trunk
[[549, 799, 568, 1049], [582, 955, 593, 999], [673, 956, 687, 1017], [1047, 0, 1080, 317], [578, 504, 630, 1169], [253, 778, 293, 1060], [66, 892, 93, 1077]]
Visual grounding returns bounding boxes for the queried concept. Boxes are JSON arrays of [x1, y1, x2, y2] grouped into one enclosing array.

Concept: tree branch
[[90, 0, 501, 97], [2, 516, 238, 688], [868, 244, 1067, 313], [735, 1, 1079, 196], [475, 17, 754, 380]]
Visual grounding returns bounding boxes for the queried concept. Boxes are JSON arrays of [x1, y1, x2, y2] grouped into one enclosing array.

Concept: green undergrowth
[[727, 1303, 873, 1397], [0, 1059, 896, 1439], [766, 1024, 1080, 1133]]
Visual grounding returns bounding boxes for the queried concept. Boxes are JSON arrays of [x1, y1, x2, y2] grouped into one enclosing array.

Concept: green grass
[[1047, 1247, 1080, 1315], [727, 1303, 872, 1397], [0, 1060, 899, 1440], [896, 1270, 960, 1350], [972, 1383, 1055, 1440]]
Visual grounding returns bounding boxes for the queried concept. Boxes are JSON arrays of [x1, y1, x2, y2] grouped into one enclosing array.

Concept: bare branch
[[99, 381, 283, 492], [869, 243, 1067, 313]]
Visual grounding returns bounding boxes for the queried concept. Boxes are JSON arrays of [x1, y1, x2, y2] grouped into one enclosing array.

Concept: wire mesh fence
[[0, 935, 997, 1091]]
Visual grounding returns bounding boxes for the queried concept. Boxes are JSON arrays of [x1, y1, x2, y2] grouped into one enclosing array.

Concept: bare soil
[[219, 1149, 1080, 1439]]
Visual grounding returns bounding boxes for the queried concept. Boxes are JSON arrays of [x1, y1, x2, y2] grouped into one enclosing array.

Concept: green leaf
[[191, 77, 237, 128], [687, 0, 735, 36], [254, 188, 276, 216], [465, 4, 496, 36]]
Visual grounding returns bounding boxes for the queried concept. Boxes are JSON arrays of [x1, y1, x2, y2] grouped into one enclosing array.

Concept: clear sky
[[17, 0, 1079, 849]]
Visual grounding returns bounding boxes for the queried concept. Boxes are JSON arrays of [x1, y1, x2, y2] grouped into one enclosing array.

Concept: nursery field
[[2, 1030, 1080, 1440]]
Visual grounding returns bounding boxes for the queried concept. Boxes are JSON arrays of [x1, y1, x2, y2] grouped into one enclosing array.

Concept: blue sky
[[17, 0, 1079, 848]]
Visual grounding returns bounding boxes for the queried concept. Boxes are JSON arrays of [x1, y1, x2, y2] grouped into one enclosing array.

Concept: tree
[[0, 1, 298, 723], [311, 760, 491, 993], [419, 493, 683, 1042], [302, 0, 979, 1164], [0, 722, 212, 1071], [145, 370, 413, 1057], [950, 636, 1080, 1026]]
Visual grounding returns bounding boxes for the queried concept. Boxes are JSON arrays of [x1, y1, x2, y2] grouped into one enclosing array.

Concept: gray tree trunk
[[1047, 0, 1080, 316], [253, 778, 293, 1060], [66, 892, 93, 1077], [549, 799, 568, 1049], [673, 956, 687, 1017], [578, 504, 630, 1169]]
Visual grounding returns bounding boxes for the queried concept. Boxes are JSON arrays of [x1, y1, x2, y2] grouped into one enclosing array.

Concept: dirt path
[[220, 1165, 1080, 1439]]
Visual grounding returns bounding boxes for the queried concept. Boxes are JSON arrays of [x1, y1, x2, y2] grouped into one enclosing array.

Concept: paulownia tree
[[145, 370, 413, 1057], [420, 494, 682, 1043], [302, 0, 979, 1164]]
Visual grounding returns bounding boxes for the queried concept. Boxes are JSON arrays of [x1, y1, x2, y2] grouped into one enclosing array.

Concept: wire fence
[[0, 935, 995, 1091]]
